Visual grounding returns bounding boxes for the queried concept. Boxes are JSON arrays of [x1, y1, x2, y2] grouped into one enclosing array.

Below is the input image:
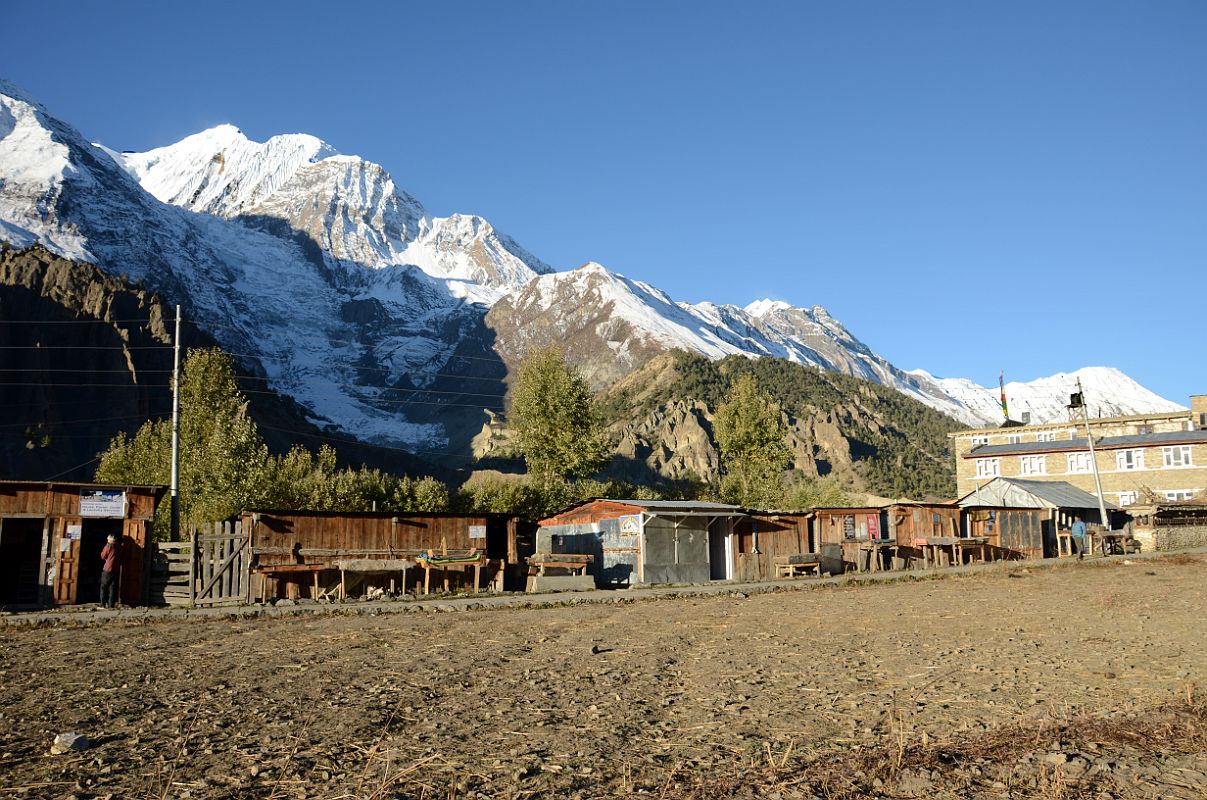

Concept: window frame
[[1115, 449, 1144, 471], [1162, 445, 1192, 468], [1019, 454, 1047, 476], [975, 458, 1000, 479]]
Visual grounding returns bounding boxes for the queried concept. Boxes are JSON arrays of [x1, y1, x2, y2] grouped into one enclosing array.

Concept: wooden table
[[951, 536, 989, 565], [251, 563, 327, 602], [1098, 532, 1137, 556], [416, 550, 490, 595], [335, 558, 414, 599], [856, 539, 897, 572], [917, 537, 987, 568], [774, 553, 822, 578]]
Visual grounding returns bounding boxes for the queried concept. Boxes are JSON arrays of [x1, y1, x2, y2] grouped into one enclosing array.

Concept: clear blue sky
[[4, 1, 1205, 403]]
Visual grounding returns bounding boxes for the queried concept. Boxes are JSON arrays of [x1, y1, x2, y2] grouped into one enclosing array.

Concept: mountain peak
[[744, 298, 793, 317]]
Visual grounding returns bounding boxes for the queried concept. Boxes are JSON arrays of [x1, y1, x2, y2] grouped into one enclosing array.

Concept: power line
[[253, 420, 484, 462], [0, 413, 169, 429], [45, 454, 102, 481], [0, 345, 171, 351], [0, 318, 170, 325], [0, 368, 174, 374], [0, 382, 170, 388], [230, 372, 508, 400]]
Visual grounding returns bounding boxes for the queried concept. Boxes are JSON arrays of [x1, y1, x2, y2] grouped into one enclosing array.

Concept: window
[[1067, 452, 1093, 474], [1007, 434, 1023, 444], [1019, 455, 1047, 476], [1117, 491, 1138, 506], [975, 458, 1000, 478], [1137, 424, 1154, 435], [970, 435, 989, 447], [1036, 431, 1058, 442], [1163, 446, 1192, 468], [1116, 449, 1144, 471], [1164, 490, 1195, 501]]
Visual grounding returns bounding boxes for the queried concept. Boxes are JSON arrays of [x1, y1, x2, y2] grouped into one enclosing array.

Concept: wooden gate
[[189, 521, 251, 606]]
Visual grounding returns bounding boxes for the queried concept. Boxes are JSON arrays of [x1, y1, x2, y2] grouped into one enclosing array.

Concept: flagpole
[[1075, 377, 1111, 536]]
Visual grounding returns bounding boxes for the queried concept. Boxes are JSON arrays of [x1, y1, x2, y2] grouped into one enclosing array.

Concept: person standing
[[1070, 515, 1087, 561], [99, 534, 121, 608]]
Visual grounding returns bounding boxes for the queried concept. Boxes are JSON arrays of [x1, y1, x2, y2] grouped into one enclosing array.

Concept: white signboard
[[468, 525, 486, 540], [79, 490, 126, 518], [619, 514, 641, 536], [65, 524, 82, 540]]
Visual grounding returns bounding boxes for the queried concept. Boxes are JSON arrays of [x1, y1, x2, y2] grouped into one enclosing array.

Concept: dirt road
[[2, 555, 1206, 799]]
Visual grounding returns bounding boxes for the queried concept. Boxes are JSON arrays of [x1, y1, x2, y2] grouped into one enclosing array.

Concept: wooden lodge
[[242, 509, 535, 599], [0, 480, 165, 608]]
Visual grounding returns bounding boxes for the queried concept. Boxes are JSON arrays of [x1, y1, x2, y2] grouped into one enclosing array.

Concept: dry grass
[[661, 694, 1207, 800]]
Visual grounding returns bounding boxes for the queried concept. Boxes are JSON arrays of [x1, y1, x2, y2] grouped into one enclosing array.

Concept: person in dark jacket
[[99, 534, 121, 608]]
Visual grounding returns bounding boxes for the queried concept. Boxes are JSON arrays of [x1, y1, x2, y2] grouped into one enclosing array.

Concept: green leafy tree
[[509, 345, 610, 487], [713, 373, 793, 509], [96, 348, 269, 537]]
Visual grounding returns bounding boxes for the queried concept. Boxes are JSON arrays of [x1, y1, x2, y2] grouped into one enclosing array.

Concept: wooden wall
[[732, 513, 813, 581], [243, 510, 529, 596], [964, 507, 1048, 560]]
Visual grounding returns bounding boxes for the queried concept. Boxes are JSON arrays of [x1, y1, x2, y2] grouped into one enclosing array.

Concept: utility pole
[[170, 305, 182, 542], [1074, 376, 1111, 533]]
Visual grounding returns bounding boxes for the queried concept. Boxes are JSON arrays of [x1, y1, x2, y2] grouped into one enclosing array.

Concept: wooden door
[[53, 520, 80, 605]]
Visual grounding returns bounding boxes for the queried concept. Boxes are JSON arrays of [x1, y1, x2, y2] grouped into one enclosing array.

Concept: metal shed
[[0, 480, 165, 608], [537, 499, 746, 587]]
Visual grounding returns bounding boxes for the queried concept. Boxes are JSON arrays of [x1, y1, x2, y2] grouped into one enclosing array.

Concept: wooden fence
[[149, 521, 251, 607]]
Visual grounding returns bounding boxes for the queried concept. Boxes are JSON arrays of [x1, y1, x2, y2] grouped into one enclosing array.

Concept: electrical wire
[[0, 413, 169, 429]]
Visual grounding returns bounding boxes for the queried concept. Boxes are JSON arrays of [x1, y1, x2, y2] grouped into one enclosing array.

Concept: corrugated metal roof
[[958, 477, 1118, 510], [969, 439, 1089, 457], [1098, 430, 1207, 447], [966, 429, 1207, 459], [598, 499, 745, 513]]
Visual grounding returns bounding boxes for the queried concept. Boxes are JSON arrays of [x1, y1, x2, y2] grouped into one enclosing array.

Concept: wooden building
[[812, 506, 889, 572], [732, 512, 816, 581], [537, 500, 746, 586], [242, 509, 533, 598], [0, 480, 164, 608], [957, 477, 1118, 559], [886, 502, 962, 565]]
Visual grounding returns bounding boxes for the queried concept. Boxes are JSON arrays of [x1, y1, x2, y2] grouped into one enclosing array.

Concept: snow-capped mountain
[[0, 80, 1183, 457], [485, 262, 979, 422], [910, 367, 1187, 427], [0, 80, 531, 448], [111, 123, 551, 302]]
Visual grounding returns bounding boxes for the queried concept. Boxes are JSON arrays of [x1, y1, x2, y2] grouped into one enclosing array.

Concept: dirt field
[[2, 556, 1207, 800]]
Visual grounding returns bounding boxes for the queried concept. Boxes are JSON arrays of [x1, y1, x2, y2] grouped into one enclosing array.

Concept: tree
[[713, 372, 793, 509], [508, 345, 610, 487], [96, 348, 269, 537]]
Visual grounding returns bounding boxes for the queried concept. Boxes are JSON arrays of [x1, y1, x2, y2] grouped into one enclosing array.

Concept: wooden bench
[[774, 553, 822, 578], [527, 553, 594, 576]]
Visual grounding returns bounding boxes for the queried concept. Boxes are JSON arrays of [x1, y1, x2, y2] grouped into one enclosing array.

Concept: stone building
[[949, 394, 1207, 508]]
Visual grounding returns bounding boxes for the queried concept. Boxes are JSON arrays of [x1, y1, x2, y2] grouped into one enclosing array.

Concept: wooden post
[[188, 525, 198, 607]]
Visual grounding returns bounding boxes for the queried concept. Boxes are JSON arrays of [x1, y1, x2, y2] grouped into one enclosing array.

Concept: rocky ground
[[1, 555, 1206, 799]]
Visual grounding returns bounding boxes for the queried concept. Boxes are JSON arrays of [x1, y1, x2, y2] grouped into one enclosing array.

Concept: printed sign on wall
[[468, 525, 486, 540], [619, 515, 641, 537], [79, 490, 126, 518]]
